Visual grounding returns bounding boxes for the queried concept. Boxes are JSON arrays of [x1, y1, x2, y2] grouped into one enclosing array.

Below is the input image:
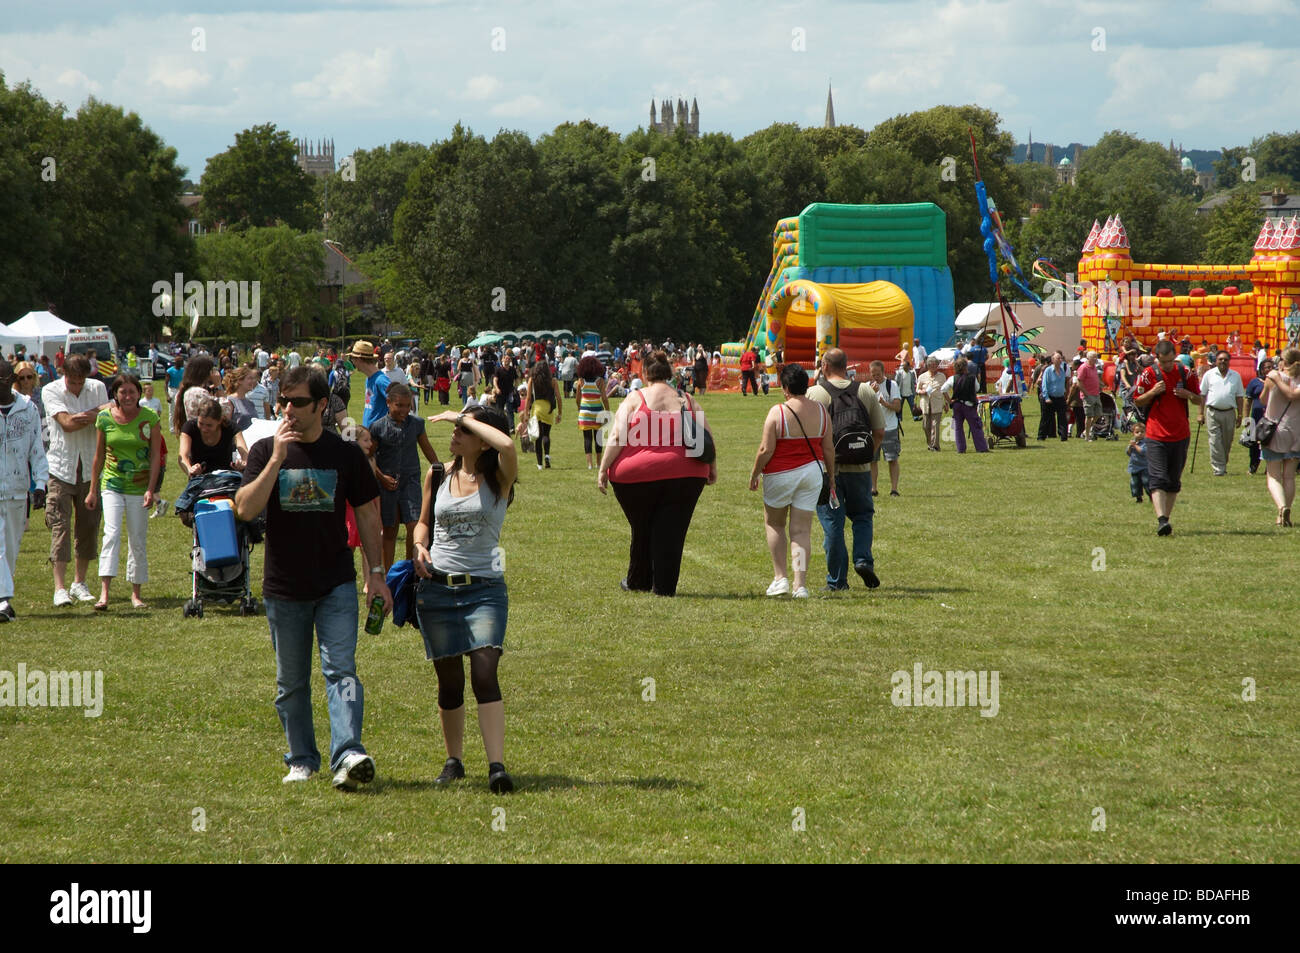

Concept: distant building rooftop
[[1198, 186, 1300, 216]]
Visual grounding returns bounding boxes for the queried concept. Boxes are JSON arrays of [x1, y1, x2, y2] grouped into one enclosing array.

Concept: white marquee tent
[[0, 311, 77, 361]]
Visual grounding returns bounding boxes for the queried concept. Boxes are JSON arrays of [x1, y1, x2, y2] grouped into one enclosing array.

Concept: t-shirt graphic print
[[278, 468, 338, 511]]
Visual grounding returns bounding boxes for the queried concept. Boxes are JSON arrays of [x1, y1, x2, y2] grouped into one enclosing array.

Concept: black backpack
[[1132, 364, 1188, 424], [331, 369, 351, 407], [821, 378, 875, 465]]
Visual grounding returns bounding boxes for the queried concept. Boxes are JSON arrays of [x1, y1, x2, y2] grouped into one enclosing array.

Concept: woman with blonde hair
[[1260, 347, 1300, 526]]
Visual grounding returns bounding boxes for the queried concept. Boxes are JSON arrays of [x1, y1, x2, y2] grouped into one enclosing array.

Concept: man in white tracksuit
[[0, 359, 50, 622]]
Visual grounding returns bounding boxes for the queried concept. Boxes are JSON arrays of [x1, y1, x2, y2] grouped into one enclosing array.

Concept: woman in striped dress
[[575, 356, 611, 470]]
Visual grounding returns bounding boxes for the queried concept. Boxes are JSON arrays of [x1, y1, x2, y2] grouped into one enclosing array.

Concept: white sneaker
[[0, 600, 13, 622], [283, 764, 316, 783], [766, 577, 791, 597], [332, 752, 375, 791], [792, 587, 810, 599], [68, 582, 94, 603], [53, 588, 74, 608]]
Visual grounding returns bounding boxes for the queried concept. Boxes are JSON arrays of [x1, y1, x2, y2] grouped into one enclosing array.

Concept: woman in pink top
[[598, 350, 715, 595], [749, 364, 835, 599]]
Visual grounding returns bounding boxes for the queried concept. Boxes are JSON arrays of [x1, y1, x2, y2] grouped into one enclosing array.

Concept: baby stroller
[[175, 470, 264, 618], [1091, 392, 1120, 441], [983, 394, 1027, 448]]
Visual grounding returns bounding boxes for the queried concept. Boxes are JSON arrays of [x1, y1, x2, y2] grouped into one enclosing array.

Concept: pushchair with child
[[175, 470, 264, 618]]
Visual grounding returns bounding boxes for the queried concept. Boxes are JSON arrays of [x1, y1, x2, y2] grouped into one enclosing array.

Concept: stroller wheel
[[195, 600, 204, 619], [1015, 433, 1027, 449], [182, 599, 194, 618]]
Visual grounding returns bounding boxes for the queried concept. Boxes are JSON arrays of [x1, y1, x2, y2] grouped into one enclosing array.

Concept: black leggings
[[583, 429, 603, 458], [534, 421, 551, 464], [434, 648, 502, 709]]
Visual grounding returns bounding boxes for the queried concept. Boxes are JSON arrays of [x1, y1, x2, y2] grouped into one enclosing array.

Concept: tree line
[[3, 69, 1296, 347]]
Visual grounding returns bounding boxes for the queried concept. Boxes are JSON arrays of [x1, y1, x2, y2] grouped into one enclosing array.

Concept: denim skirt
[[415, 576, 508, 660]]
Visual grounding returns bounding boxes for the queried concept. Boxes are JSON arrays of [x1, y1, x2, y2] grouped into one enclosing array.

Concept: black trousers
[[1044, 396, 1069, 440], [611, 477, 706, 596]]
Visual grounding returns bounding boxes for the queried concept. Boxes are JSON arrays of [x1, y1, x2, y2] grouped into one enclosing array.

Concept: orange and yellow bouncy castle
[[1078, 214, 1300, 357]]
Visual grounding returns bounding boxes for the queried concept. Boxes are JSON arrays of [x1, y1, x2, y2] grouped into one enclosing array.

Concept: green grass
[[1, 385, 1296, 862]]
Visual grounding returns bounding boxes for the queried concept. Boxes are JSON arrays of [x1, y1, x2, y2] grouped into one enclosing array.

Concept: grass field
[[1, 383, 1296, 863]]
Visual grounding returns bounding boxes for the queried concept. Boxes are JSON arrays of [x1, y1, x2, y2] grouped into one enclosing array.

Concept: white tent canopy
[[0, 311, 77, 361]]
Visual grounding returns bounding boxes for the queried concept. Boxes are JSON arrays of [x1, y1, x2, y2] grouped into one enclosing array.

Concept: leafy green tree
[[37, 96, 192, 343], [196, 226, 325, 343], [199, 124, 315, 230], [0, 74, 64, 321], [1213, 146, 1250, 191], [323, 140, 428, 254], [867, 105, 1023, 306], [1203, 189, 1265, 288], [1251, 132, 1300, 182]]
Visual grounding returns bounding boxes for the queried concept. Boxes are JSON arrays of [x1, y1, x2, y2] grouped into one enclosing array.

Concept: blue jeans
[[264, 581, 366, 773], [816, 469, 874, 588]]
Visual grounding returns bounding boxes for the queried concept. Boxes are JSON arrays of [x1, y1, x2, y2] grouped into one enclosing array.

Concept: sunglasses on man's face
[[276, 394, 317, 408]]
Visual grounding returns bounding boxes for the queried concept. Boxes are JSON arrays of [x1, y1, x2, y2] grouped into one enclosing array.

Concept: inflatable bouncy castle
[[728, 203, 956, 375], [1078, 214, 1300, 357]]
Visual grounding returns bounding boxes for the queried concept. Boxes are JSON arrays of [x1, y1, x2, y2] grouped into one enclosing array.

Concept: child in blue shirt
[[369, 382, 440, 569], [1127, 419, 1150, 503]]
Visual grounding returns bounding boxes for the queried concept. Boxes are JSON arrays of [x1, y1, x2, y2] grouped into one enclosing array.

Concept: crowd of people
[[3, 327, 1296, 792]]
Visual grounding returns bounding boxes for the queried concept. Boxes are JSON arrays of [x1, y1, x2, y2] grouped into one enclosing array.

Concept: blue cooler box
[[194, 499, 240, 568]]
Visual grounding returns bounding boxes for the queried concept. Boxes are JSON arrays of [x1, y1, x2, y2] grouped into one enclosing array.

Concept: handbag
[[1256, 416, 1278, 447], [1239, 420, 1258, 447], [679, 396, 716, 464], [787, 403, 830, 506]]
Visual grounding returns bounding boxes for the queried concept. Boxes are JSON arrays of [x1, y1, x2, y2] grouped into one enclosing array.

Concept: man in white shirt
[[911, 338, 927, 369], [41, 354, 109, 606], [287, 349, 302, 369], [895, 358, 919, 420], [255, 346, 269, 371], [867, 360, 903, 496], [1196, 349, 1246, 476], [383, 352, 408, 386], [559, 352, 578, 397]]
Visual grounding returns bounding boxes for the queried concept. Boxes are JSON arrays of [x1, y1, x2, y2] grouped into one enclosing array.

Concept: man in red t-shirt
[[740, 348, 758, 396], [1132, 340, 1204, 535]]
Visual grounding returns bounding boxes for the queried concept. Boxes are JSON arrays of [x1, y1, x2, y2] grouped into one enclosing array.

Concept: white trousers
[[0, 497, 27, 600], [99, 489, 150, 583]]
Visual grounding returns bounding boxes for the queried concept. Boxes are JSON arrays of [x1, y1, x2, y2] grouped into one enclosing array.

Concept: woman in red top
[[749, 364, 835, 598], [598, 351, 715, 595]]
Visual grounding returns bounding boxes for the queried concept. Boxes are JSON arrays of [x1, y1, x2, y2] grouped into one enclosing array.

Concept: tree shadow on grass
[[1170, 528, 1277, 537], [674, 586, 972, 600], [379, 774, 700, 794]]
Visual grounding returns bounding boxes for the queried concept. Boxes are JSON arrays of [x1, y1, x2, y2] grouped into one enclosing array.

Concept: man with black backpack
[[808, 349, 886, 591], [1132, 339, 1203, 536]]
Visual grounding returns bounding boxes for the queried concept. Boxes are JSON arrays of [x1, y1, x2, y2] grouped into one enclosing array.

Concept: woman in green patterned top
[[85, 374, 161, 610]]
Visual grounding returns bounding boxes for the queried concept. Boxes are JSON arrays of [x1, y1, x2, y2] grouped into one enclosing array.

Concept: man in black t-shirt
[[235, 366, 390, 791], [494, 353, 520, 430]]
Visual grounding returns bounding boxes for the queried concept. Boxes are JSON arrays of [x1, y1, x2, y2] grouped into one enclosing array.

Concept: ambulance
[[65, 326, 121, 377]]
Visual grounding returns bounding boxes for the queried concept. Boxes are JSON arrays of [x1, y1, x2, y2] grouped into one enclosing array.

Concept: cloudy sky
[[3, 0, 1296, 179]]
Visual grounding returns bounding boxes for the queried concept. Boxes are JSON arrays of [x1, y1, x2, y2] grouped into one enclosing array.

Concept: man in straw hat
[[349, 340, 389, 429]]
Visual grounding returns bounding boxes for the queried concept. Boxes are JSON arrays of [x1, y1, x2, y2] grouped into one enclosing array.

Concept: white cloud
[[291, 48, 399, 107], [55, 69, 101, 94], [463, 74, 502, 100], [146, 58, 212, 94], [490, 94, 547, 118]]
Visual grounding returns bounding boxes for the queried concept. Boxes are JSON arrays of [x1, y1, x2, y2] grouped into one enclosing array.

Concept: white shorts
[[762, 461, 823, 511]]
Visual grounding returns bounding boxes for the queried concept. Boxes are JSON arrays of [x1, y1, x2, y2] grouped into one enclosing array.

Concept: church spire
[[824, 82, 835, 128]]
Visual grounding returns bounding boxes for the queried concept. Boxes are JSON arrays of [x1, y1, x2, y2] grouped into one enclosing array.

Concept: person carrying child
[[370, 383, 441, 570], [1126, 419, 1150, 503]]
